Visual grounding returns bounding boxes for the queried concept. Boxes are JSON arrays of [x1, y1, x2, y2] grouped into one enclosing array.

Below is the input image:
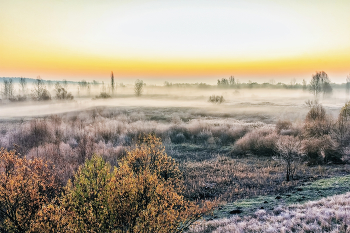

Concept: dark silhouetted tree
[[2, 79, 14, 100], [309, 71, 332, 98], [32, 77, 51, 101], [54, 82, 74, 100], [302, 79, 307, 91], [134, 79, 144, 96], [111, 71, 115, 95], [20, 77, 27, 94]]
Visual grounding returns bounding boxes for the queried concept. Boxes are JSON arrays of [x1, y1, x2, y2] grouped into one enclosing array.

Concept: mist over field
[[0, 83, 346, 120], [1, 76, 350, 232], [2, 0, 350, 231]]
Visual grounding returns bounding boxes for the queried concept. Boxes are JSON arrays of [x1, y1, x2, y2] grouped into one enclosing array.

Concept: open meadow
[[1, 80, 350, 232]]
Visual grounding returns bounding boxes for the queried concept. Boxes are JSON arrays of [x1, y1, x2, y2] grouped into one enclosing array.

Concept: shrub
[[336, 101, 350, 146], [208, 95, 225, 104], [61, 155, 113, 232], [303, 119, 333, 138], [275, 120, 292, 134], [303, 101, 333, 138], [301, 136, 343, 165], [196, 129, 213, 144], [301, 138, 324, 165], [305, 100, 326, 122], [60, 135, 212, 232], [31, 78, 51, 101], [169, 125, 190, 144], [322, 136, 344, 164], [55, 83, 74, 100], [233, 127, 278, 156], [173, 133, 186, 144], [95, 92, 111, 99], [0, 149, 59, 232]]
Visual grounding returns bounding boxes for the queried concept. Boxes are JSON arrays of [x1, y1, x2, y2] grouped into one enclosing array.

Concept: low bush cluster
[[208, 95, 225, 104], [231, 101, 348, 168]]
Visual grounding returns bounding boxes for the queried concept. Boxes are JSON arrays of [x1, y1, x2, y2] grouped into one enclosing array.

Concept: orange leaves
[[61, 135, 214, 232], [0, 135, 214, 232], [0, 148, 60, 232]]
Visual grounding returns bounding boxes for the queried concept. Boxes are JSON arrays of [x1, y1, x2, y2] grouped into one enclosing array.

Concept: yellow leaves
[[0, 135, 214, 232], [0, 148, 60, 232]]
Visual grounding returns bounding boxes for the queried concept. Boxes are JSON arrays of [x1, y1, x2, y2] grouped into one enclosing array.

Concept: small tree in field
[[275, 136, 302, 181], [111, 71, 115, 95], [309, 71, 332, 98], [20, 77, 27, 94], [32, 77, 51, 101], [2, 79, 14, 100], [346, 75, 350, 96], [134, 79, 144, 96]]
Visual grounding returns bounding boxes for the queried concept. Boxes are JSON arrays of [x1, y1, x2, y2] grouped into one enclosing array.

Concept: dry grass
[[181, 155, 350, 202]]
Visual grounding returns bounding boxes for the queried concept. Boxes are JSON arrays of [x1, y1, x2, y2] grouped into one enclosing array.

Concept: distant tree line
[[1, 77, 74, 102]]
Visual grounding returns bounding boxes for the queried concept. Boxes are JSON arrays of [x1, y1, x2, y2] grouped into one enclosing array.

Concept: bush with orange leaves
[[61, 135, 213, 233], [0, 148, 60, 232], [49, 135, 209, 232], [0, 136, 213, 232]]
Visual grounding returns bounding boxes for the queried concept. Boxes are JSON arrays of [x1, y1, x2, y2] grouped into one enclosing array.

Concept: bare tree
[[134, 79, 144, 96], [302, 79, 307, 91], [229, 76, 235, 86], [309, 71, 332, 98], [19, 77, 27, 94], [62, 79, 68, 90], [2, 79, 14, 100], [32, 77, 51, 101], [275, 136, 302, 181]]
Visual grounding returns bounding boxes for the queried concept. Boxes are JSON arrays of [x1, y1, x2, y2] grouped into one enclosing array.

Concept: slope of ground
[[189, 175, 350, 232]]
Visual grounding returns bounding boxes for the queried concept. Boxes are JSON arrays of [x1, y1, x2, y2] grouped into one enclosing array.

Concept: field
[[1, 83, 350, 232]]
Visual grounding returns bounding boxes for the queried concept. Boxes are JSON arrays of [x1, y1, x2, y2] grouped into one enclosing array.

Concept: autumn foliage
[[62, 135, 212, 232], [0, 135, 212, 232], [0, 149, 60, 232]]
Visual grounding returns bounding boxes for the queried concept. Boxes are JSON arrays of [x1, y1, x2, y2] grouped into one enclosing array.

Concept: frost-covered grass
[[190, 192, 350, 232], [189, 176, 350, 233]]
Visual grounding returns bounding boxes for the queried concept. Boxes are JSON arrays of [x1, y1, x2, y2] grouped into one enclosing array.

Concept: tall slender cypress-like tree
[[111, 71, 115, 95]]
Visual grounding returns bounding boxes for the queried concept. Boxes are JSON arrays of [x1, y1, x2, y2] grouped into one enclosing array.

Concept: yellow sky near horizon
[[1, 0, 350, 83]]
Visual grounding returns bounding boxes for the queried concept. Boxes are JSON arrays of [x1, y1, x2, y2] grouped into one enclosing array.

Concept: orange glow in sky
[[1, 0, 350, 83]]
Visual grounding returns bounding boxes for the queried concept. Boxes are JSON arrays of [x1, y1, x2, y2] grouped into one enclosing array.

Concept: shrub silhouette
[[54, 82, 74, 100], [208, 95, 224, 104]]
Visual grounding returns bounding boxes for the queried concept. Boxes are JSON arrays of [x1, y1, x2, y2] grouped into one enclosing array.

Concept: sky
[[1, 0, 350, 84]]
